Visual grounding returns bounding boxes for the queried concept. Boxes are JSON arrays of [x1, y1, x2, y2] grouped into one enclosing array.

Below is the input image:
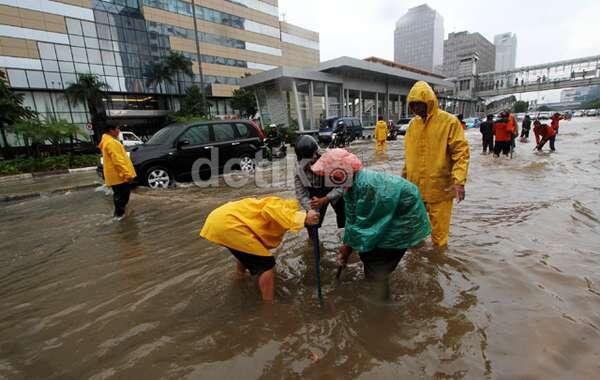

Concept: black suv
[[98, 120, 265, 189], [318, 117, 363, 144]]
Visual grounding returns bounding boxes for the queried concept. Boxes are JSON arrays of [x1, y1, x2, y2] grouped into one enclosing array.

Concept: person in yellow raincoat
[[403, 81, 470, 249], [200, 197, 320, 301], [374, 116, 388, 156], [98, 125, 136, 218]]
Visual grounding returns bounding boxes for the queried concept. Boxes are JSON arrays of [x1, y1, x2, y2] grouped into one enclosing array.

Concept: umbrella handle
[[311, 226, 323, 304]]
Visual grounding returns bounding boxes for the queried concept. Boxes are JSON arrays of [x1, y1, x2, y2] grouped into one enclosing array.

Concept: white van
[[119, 131, 143, 147]]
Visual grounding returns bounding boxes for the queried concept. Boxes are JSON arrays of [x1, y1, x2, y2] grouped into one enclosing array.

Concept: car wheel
[[145, 166, 172, 189], [239, 155, 256, 173]]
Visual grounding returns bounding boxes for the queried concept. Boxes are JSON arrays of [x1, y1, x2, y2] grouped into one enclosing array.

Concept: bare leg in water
[[258, 269, 275, 302]]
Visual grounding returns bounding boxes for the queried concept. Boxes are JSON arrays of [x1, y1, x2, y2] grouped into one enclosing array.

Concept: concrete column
[[359, 90, 363, 125], [308, 81, 314, 130], [375, 92, 379, 121], [385, 84, 390, 121], [253, 90, 263, 127], [291, 79, 304, 131], [324, 83, 329, 119], [344, 89, 349, 117], [340, 86, 344, 118]]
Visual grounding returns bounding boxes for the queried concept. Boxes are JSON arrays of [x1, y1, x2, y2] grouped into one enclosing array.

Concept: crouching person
[[200, 197, 319, 302], [311, 149, 431, 297]]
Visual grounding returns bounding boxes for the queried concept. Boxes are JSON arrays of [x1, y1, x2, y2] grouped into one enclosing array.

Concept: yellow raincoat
[[98, 134, 136, 186], [199, 197, 307, 257], [402, 81, 470, 247], [374, 120, 388, 155]]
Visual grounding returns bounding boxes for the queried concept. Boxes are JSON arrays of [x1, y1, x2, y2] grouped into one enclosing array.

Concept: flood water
[[1, 119, 600, 379]]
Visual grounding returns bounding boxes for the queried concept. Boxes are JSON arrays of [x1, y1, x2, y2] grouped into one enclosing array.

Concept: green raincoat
[[343, 169, 431, 252]]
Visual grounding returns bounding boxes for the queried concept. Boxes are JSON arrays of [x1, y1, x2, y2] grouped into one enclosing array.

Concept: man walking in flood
[[493, 111, 515, 157], [521, 115, 532, 142], [534, 120, 557, 152], [403, 81, 470, 250], [374, 116, 388, 157], [479, 114, 495, 154], [551, 113, 564, 136], [98, 125, 136, 219]]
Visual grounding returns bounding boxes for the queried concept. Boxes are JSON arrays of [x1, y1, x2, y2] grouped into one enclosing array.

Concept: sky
[[278, 0, 600, 68]]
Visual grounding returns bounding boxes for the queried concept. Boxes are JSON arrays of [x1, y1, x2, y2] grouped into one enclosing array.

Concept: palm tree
[[164, 50, 194, 95], [65, 73, 109, 144], [144, 61, 175, 110], [144, 61, 174, 94]]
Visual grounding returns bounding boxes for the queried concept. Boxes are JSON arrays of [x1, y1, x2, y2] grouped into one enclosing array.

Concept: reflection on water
[[1, 120, 600, 379]]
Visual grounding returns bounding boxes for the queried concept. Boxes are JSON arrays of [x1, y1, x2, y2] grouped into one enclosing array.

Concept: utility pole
[[191, 0, 207, 115]]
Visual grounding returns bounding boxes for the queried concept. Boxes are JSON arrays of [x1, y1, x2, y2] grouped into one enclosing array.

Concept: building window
[[38, 43, 57, 60], [7, 69, 29, 88], [66, 19, 83, 35]]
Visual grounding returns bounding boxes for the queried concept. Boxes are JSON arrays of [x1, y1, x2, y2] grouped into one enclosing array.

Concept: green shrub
[[0, 154, 100, 176]]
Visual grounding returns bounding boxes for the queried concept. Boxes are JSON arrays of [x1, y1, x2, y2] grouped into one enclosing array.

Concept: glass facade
[[142, 0, 280, 39], [1, 0, 320, 144]]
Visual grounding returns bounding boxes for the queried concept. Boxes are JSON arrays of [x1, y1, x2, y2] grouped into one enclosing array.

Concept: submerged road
[[1, 118, 599, 379]]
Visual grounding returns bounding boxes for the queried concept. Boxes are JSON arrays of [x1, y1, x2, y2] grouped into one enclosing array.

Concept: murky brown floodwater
[[1, 119, 600, 379]]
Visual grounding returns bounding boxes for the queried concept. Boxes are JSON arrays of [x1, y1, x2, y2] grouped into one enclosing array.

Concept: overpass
[[473, 55, 600, 98]]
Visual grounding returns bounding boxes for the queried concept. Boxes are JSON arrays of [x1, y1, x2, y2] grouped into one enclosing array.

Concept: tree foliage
[[9, 117, 79, 157], [179, 85, 208, 117], [65, 73, 109, 143], [0, 79, 36, 158], [582, 98, 600, 109], [230, 87, 257, 118], [144, 61, 174, 90], [512, 100, 530, 113]]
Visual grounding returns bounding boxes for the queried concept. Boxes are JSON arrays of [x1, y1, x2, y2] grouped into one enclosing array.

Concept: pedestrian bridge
[[473, 55, 600, 98]]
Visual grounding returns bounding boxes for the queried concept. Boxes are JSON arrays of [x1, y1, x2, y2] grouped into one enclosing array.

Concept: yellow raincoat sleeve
[[107, 141, 135, 182], [447, 119, 470, 186], [261, 201, 306, 232]]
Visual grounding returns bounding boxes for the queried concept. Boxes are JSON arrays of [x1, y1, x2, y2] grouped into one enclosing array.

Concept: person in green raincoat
[[311, 149, 431, 285]]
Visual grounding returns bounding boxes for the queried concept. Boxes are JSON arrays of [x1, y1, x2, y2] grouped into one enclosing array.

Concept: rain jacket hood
[[402, 81, 470, 203], [200, 197, 306, 257], [407, 81, 439, 120], [98, 133, 136, 186]]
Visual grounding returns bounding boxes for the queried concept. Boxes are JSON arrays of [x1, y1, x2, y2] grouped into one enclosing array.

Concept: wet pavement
[[1, 118, 600, 379], [0, 171, 101, 200]]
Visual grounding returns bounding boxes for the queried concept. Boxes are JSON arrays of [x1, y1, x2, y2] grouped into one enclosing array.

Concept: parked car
[[537, 112, 551, 120], [397, 118, 412, 136], [319, 117, 363, 144], [119, 131, 144, 147], [97, 120, 265, 189], [585, 109, 598, 116], [464, 117, 481, 129]]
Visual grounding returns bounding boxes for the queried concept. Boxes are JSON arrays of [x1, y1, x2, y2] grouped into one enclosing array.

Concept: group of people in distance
[[200, 81, 470, 302], [479, 111, 564, 157]]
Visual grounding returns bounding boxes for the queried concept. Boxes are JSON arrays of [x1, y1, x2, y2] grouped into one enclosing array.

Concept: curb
[[1, 181, 102, 203], [0, 167, 96, 183], [0, 173, 32, 183]]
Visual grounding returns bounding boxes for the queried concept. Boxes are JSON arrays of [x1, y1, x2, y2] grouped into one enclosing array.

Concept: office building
[[0, 0, 319, 138], [394, 4, 444, 73], [442, 31, 495, 77], [494, 32, 517, 71], [561, 85, 600, 104]]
